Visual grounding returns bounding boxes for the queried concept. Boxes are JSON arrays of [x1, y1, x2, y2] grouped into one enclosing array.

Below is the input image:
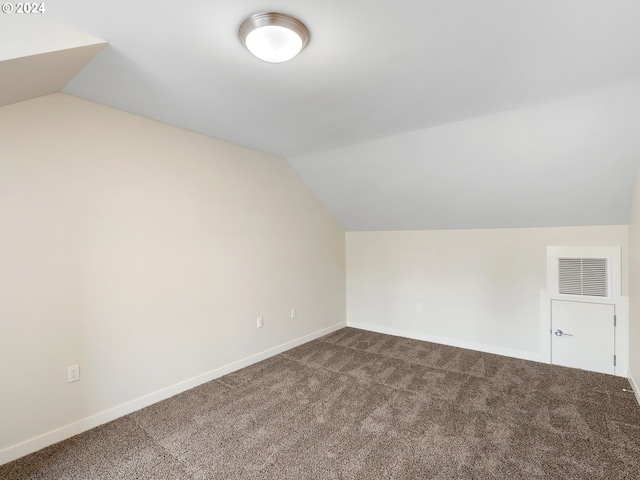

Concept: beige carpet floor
[[1, 327, 639, 479]]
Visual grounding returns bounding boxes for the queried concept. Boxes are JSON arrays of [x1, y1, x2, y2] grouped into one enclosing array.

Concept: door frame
[[541, 246, 628, 377]]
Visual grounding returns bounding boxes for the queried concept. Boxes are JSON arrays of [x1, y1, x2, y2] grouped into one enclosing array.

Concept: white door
[[551, 300, 615, 375]]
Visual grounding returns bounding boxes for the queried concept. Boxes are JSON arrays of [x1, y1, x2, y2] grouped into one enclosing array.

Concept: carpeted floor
[[2, 327, 639, 479]]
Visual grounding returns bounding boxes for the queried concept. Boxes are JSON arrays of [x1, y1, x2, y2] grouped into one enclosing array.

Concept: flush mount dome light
[[239, 12, 309, 63]]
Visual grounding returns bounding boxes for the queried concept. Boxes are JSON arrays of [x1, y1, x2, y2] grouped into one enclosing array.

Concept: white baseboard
[[0, 321, 346, 466], [628, 373, 640, 408], [347, 321, 545, 363]]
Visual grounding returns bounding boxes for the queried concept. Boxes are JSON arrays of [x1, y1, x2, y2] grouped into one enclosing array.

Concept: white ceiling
[[0, 15, 105, 107], [290, 81, 640, 230], [7, 1, 640, 230]]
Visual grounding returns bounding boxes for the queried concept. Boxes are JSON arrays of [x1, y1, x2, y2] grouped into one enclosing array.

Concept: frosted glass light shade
[[245, 25, 302, 63], [239, 12, 309, 63]]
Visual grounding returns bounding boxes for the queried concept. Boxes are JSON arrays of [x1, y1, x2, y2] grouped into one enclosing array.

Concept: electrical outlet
[[416, 303, 423, 312], [67, 364, 80, 383], [290, 307, 296, 319], [257, 316, 263, 328]]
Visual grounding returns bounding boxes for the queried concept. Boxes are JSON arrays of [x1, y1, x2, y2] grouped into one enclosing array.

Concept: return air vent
[[558, 257, 608, 297]]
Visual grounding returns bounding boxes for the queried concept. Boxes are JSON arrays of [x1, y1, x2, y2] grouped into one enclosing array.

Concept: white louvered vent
[[558, 257, 608, 297]]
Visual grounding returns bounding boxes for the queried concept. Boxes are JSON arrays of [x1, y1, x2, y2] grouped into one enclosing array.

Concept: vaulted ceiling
[[3, 1, 640, 230]]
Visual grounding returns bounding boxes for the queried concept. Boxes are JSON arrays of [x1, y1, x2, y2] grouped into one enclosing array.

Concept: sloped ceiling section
[[3, 2, 640, 232], [289, 80, 640, 231], [48, 1, 640, 158], [0, 15, 105, 107]]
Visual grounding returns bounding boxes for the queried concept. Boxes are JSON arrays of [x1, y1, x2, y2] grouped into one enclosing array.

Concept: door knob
[[554, 329, 573, 337]]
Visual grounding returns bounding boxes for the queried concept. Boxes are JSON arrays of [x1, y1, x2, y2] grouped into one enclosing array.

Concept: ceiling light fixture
[[239, 12, 310, 63]]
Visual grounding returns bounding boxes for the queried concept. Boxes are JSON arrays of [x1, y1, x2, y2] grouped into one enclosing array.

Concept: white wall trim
[[347, 321, 545, 363], [539, 290, 552, 365], [628, 373, 640, 408], [0, 321, 346, 466]]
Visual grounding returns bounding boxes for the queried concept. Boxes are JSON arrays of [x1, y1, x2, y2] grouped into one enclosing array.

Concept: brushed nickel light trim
[[239, 12, 310, 63]]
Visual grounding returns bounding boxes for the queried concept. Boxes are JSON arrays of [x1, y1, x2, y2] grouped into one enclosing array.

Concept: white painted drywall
[[289, 80, 640, 231], [0, 14, 106, 108], [628, 168, 640, 403], [347, 226, 628, 360], [0, 94, 346, 461], [0, 14, 105, 61]]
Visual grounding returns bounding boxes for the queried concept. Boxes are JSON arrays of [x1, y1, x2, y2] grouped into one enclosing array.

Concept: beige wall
[[0, 94, 346, 458], [347, 226, 628, 359], [628, 169, 640, 392]]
